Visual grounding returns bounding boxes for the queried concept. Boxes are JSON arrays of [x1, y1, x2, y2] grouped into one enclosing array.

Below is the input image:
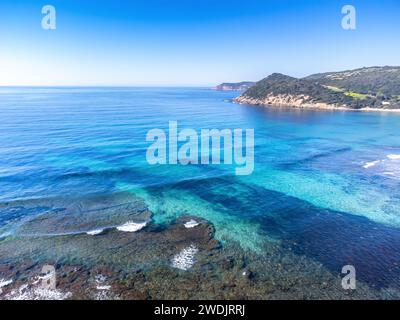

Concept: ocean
[[1, 87, 400, 299]]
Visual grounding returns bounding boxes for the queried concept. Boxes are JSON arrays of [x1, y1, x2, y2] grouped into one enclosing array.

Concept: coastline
[[234, 95, 400, 113]]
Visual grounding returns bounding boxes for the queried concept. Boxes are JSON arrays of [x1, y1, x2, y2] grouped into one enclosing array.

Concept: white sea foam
[[184, 219, 199, 228], [363, 160, 382, 169], [0, 278, 13, 288], [171, 245, 199, 271], [387, 154, 400, 160], [96, 285, 111, 290], [86, 229, 104, 236], [93, 290, 119, 300], [116, 221, 147, 232], [93, 279, 117, 299], [95, 274, 107, 283], [6, 285, 71, 300], [363, 154, 400, 169], [0, 231, 11, 238], [383, 171, 400, 180], [94, 274, 110, 290]]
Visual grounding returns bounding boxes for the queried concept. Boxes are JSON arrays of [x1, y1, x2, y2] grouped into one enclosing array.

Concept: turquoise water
[[1, 87, 400, 288]]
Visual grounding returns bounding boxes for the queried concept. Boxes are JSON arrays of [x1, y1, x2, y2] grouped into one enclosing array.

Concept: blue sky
[[0, 0, 399, 86]]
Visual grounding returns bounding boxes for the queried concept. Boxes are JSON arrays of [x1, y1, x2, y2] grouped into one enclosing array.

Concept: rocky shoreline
[[234, 95, 400, 112]]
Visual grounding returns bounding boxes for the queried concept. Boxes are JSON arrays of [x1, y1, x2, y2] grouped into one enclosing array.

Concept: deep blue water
[[1, 87, 400, 288]]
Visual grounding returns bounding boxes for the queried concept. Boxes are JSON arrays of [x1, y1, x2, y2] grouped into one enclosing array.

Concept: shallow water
[[1, 87, 400, 296]]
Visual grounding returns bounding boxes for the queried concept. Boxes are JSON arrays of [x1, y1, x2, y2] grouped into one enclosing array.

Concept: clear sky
[[0, 0, 399, 86]]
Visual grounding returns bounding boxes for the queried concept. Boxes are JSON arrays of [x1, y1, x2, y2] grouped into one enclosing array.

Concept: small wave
[[171, 245, 198, 271], [281, 147, 352, 169], [363, 160, 382, 169], [0, 231, 11, 239], [0, 278, 13, 288], [5, 192, 151, 238], [18, 229, 105, 238], [86, 229, 104, 236], [116, 221, 147, 233], [387, 154, 400, 160], [383, 172, 395, 176], [16, 219, 150, 238], [361, 155, 400, 179], [184, 220, 199, 228]]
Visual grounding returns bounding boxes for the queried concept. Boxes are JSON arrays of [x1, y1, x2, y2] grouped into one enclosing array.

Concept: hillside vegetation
[[237, 67, 400, 110]]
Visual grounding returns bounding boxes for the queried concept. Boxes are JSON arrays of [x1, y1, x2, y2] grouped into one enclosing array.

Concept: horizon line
[[0, 85, 218, 88], [2, 65, 399, 89]]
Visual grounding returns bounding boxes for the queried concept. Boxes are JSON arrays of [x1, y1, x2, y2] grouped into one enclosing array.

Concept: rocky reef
[[0, 213, 394, 300], [0, 193, 398, 300]]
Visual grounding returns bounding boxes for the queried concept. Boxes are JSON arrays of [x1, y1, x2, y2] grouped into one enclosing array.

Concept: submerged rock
[[0, 215, 223, 299]]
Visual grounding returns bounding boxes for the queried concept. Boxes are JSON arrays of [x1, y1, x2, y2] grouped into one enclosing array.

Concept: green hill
[[305, 66, 400, 97], [235, 67, 400, 110]]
